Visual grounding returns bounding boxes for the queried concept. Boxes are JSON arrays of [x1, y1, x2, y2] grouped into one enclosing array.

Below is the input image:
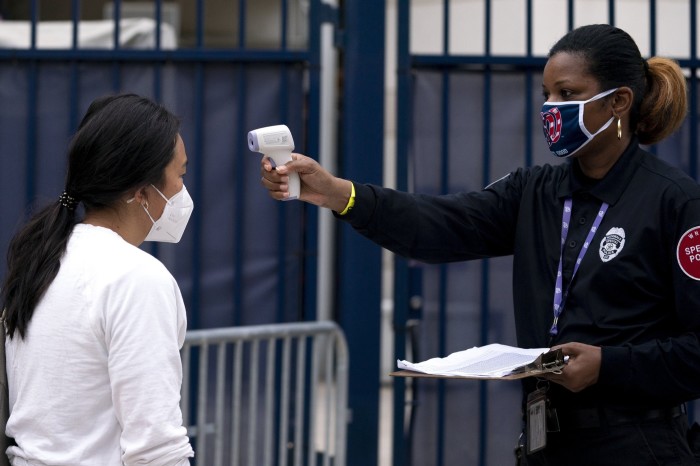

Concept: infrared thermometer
[[247, 124, 299, 200]]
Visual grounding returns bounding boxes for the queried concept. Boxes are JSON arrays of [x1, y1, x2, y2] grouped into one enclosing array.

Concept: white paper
[[397, 343, 549, 378]]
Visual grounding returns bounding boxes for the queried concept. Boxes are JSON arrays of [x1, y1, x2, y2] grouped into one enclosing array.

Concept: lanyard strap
[[550, 198, 609, 336]]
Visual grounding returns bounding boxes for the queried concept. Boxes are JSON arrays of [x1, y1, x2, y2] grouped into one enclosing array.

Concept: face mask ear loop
[[151, 184, 171, 204], [141, 200, 157, 225]]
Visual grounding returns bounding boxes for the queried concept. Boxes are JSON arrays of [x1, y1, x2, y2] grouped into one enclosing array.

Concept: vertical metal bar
[[281, 0, 289, 50], [25, 69, 37, 207], [29, 0, 37, 50], [435, 98, 449, 466], [111, 0, 121, 91], [479, 3, 493, 466], [436, 0, 451, 461], [71, 0, 79, 49], [608, 0, 615, 26], [525, 0, 533, 168], [189, 63, 205, 330], [334, 330, 349, 466], [232, 71, 248, 328], [238, 0, 247, 48], [113, 0, 121, 48], [307, 335, 322, 466], [647, 0, 658, 155], [196, 0, 205, 47], [277, 62, 290, 323], [247, 339, 260, 466], [567, 0, 574, 31], [231, 341, 244, 466], [263, 338, 276, 466], [153, 0, 163, 102], [214, 343, 226, 466], [393, 1, 411, 465], [279, 337, 292, 466], [303, 0, 321, 323], [294, 337, 307, 466], [180, 344, 192, 427], [25, 0, 38, 207], [443, 0, 449, 55], [689, 0, 698, 180], [69, 0, 80, 135], [649, 0, 656, 57], [155, 0, 163, 50], [196, 343, 209, 465], [323, 335, 333, 466], [338, 0, 385, 460]]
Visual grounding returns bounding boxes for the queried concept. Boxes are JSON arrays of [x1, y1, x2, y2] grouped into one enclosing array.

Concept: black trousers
[[518, 415, 700, 466]]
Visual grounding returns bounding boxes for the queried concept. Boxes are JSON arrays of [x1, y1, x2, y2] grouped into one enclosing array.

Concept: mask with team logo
[[540, 88, 618, 158]]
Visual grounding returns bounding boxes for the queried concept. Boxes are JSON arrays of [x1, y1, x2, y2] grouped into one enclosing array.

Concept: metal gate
[[0, 0, 324, 329], [392, 1, 700, 465], [0, 0, 341, 464], [181, 320, 349, 466]]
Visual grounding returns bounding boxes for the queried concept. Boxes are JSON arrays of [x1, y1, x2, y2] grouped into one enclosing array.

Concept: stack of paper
[[397, 343, 558, 379]]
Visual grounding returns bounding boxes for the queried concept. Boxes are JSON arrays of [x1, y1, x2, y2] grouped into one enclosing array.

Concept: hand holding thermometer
[[247, 124, 299, 200]]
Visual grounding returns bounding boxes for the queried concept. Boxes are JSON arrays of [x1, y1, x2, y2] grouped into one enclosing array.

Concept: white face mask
[[142, 184, 194, 243]]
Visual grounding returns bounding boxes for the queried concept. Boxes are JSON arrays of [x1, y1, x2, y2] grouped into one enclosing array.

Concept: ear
[[611, 86, 633, 118], [126, 186, 150, 205]]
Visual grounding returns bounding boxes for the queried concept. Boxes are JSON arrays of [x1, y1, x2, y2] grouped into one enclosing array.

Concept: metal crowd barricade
[[181, 321, 349, 466]]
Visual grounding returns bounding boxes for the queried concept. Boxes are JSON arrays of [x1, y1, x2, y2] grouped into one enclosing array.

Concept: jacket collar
[[557, 138, 642, 206]]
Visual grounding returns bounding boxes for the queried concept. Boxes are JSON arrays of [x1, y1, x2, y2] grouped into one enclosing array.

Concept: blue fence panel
[[0, 0, 318, 331], [0, 2, 323, 464], [394, 1, 700, 465]]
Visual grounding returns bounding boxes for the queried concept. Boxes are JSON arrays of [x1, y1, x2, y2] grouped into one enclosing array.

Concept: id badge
[[526, 388, 547, 454]]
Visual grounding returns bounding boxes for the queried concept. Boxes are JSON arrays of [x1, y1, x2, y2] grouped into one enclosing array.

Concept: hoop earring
[[617, 117, 622, 140]]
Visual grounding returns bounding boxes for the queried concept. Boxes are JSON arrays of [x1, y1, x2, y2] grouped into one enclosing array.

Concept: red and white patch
[[677, 226, 700, 280], [541, 107, 562, 146]]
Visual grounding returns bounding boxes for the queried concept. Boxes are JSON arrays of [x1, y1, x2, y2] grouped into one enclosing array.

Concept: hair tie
[[58, 192, 79, 210]]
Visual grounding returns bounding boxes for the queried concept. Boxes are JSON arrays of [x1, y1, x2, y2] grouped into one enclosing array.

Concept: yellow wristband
[[339, 182, 355, 216]]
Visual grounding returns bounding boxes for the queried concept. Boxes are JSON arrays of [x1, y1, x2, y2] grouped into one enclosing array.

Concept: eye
[[560, 89, 574, 99]]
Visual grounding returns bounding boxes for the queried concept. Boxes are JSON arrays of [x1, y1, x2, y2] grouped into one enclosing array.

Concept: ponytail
[[2, 200, 79, 338], [636, 57, 688, 145]]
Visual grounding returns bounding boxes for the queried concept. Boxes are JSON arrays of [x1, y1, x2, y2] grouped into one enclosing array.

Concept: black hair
[[549, 24, 687, 144], [1, 93, 180, 338]]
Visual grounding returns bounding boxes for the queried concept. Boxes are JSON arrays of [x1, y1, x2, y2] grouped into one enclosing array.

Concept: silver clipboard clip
[[509, 348, 568, 376]]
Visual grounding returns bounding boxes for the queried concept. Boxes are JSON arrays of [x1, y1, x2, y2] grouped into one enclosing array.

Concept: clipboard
[[390, 348, 568, 381]]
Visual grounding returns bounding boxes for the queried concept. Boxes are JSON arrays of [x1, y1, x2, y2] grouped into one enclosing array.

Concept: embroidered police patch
[[599, 227, 625, 262], [677, 226, 700, 280]]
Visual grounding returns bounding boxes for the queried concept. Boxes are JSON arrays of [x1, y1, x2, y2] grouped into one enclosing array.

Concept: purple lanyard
[[550, 198, 609, 336]]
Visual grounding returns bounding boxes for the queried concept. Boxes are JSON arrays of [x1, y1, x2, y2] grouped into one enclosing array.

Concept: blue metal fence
[[0, 0, 321, 329], [0, 3, 322, 463], [393, 1, 700, 465]]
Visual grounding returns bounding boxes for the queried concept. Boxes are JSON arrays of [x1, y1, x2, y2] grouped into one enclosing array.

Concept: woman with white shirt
[[0, 93, 195, 466]]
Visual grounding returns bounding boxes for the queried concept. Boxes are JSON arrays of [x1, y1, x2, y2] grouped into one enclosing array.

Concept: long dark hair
[[1, 93, 180, 339], [549, 24, 687, 145]]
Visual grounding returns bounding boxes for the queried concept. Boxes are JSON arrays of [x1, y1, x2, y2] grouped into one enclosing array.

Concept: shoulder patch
[[599, 227, 625, 262], [677, 226, 700, 280]]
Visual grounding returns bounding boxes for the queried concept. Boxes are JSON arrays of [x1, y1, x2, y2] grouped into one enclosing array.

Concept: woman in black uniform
[[261, 24, 699, 466]]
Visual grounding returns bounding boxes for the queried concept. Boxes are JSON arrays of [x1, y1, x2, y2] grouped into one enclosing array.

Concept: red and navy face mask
[[540, 88, 617, 158]]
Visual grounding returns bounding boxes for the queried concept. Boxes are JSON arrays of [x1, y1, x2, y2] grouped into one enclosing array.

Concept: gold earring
[[617, 117, 622, 140]]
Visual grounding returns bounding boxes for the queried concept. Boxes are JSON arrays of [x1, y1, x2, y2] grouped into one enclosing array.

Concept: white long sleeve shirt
[[5, 223, 194, 466]]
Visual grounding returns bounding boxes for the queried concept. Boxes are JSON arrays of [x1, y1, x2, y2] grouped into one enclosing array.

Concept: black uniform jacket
[[338, 140, 700, 410]]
